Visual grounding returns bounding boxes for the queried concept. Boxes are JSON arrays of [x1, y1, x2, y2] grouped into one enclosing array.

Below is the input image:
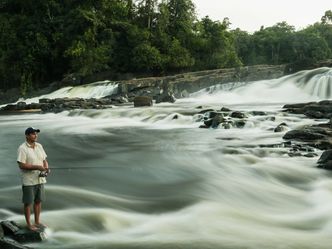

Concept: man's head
[[25, 127, 40, 143]]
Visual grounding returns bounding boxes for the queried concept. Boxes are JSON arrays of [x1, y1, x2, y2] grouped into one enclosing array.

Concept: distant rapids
[[1, 67, 332, 249]]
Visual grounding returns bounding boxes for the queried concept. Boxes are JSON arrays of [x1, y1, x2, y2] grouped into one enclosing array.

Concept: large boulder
[[1, 220, 46, 244], [155, 92, 176, 103], [0, 237, 32, 249], [133, 96, 153, 107], [317, 150, 332, 169], [283, 129, 327, 141]]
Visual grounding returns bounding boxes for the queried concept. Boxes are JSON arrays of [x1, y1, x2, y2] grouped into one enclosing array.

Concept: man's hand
[[18, 162, 47, 171]]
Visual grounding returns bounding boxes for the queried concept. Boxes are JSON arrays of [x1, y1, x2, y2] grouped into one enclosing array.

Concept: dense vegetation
[[0, 0, 331, 95]]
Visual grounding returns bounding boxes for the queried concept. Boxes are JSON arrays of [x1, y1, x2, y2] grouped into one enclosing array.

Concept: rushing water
[[1, 68, 332, 249]]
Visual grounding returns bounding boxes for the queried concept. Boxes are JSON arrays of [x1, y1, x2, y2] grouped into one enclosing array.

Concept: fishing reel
[[39, 169, 50, 178]]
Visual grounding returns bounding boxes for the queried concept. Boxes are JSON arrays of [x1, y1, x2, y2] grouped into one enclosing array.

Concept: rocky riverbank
[[0, 64, 286, 105], [281, 100, 332, 169]]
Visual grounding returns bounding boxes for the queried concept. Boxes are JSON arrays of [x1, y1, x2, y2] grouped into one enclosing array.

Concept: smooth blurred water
[[1, 68, 332, 249]]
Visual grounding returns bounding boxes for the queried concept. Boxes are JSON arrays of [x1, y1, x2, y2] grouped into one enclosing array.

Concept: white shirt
[[17, 142, 47, 186]]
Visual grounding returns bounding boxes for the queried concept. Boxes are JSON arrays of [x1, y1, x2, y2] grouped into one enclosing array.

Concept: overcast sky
[[192, 0, 331, 32]]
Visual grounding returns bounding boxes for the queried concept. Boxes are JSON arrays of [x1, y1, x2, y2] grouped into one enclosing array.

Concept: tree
[[167, 0, 195, 45], [131, 43, 163, 72], [191, 16, 241, 70], [321, 10, 332, 24]]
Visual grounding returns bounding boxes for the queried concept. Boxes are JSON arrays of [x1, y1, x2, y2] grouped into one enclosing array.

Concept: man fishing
[[17, 127, 49, 231]]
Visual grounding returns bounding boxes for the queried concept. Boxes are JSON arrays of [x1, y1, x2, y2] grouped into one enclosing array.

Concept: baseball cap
[[25, 127, 40, 135]]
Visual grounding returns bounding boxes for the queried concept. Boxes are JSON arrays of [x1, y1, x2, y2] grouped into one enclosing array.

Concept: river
[[1, 67, 332, 249]]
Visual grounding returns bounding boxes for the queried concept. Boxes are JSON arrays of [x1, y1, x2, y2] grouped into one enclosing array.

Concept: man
[[17, 127, 49, 231]]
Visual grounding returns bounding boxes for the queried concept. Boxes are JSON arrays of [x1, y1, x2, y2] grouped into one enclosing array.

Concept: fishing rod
[[38, 165, 140, 177]]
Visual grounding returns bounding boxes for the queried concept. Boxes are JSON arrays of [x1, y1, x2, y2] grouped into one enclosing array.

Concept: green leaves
[[0, 1, 331, 94]]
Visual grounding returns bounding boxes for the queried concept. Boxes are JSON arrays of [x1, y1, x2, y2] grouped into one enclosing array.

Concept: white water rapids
[[1, 67, 332, 249]]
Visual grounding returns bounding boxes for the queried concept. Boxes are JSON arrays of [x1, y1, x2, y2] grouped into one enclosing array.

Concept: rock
[[155, 92, 176, 103], [283, 101, 332, 119], [220, 107, 231, 112], [317, 150, 332, 169], [211, 114, 224, 128], [251, 111, 267, 116], [1, 220, 46, 243], [230, 111, 246, 119], [288, 152, 302, 157], [0, 238, 32, 249], [203, 118, 213, 127], [304, 110, 326, 119], [39, 98, 51, 104], [204, 111, 220, 119], [133, 96, 153, 107], [303, 153, 318, 158], [317, 150, 332, 164], [283, 129, 326, 141], [234, 120, 246, 128], [274, 122, 288, 132], [16, 102, 27, 110]]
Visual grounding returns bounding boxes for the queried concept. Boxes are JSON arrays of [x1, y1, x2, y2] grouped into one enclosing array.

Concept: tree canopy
[[0, 1, 331, 95]]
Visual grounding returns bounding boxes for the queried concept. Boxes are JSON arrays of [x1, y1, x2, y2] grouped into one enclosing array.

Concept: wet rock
[[251, 111, 267, 116], [39, 98, 52, 104], [133, 96, 153, 107], [283, 129, 326, 141], [203, 118, 213, 127], [172, 114, 178, 120], [1, 220, 46, 244], [234, 120, 246, 128], [1, 97, 115, 113], [155, 92, 176, 103], [283, 101, 332, 119], [199, 124, 209, 129], [317, 150, 332, 169], [16, 102, 27, 110], [211, 114, 224, 128], [230, 111, 246, 119], [0, 237, 32, 249], [274, 122, 288, 132], [203, 111, 220, 119], [220, 107, 231, 112], [304, 110, 326, 119], [304, 152, 318, 158], [288, 152, 303, 157]]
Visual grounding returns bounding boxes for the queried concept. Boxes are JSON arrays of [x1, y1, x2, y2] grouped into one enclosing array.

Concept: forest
[[0, 0, 331, 95]]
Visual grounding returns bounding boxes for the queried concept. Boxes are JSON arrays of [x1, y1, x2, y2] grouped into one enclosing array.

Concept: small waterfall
[[286, 67, 332, 99], [24, 80, 118, 104], [190, 81, 249, 97]]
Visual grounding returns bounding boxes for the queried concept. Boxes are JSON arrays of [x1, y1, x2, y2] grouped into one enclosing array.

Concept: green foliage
[[166, 39, 194, 70], [0, 2, 331, 93], [131, 43, 163, 72]]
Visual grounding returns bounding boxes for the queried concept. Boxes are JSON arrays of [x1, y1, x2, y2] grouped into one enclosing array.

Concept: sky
[[193, 0, 331, 32]]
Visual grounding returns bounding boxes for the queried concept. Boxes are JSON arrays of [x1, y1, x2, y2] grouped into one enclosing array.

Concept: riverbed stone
[[230, 111, 246, 119], [0, 237, 32, 249], [274, 122, 288, 132], [133, 96, 153, 107]]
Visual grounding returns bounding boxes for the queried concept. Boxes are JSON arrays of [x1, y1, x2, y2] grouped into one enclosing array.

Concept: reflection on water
[[1, 68, 332, 248]]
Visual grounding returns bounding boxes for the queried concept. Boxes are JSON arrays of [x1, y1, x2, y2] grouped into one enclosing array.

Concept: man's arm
[[43, 160, 49, 172], [17, 162, 46, 171]]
